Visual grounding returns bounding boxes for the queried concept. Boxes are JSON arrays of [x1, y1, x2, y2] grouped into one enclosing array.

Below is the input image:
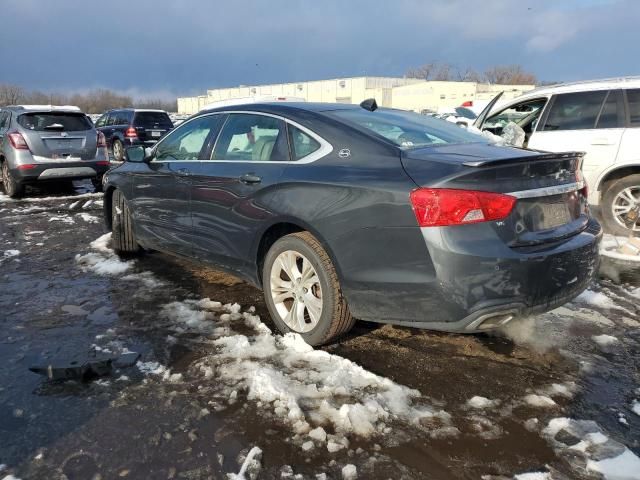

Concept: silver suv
[[0, 105, 110, 197]]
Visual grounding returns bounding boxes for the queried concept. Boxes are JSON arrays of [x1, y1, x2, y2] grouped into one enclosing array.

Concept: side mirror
[[124, 146, 151, 163]]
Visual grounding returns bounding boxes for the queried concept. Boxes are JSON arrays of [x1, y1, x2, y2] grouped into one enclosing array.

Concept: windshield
[[17, 112, 93, 132], [328, 108, 482, 148]]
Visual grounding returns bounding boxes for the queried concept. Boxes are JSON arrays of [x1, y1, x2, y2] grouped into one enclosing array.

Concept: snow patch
[[544, 417, 640, 480], [3, 249, 20, 258], [76, 233, 133, 275], [467, 396, 499, 409], [514, 473, 551, 480], [341, 464, 357, 480], [632, 400, 640, 416], [77, 212, 99, 223], [575, 289, 616, 309], [592, 334, 619, 348], [524, 395, 556, 408]]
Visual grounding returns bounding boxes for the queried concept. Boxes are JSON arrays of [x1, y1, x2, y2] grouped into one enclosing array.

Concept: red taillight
[[461, 100, 473, 107], [410, 188, 516, 227], [97, 131, 107, 147], [17, 164, 36, 170], [125, 126, 137, 138], [8, 132, 29, 150]]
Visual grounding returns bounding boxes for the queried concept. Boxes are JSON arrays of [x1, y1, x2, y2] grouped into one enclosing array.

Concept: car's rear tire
[[1, 161, 24, 198], [111, 189, 141, 255], [262, 231, 354, 346], [601, 174, 640, 236], [112, 140, 124, 162]]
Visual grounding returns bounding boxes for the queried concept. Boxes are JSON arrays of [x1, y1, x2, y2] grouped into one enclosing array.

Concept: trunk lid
[[402, 143, 589, 246]]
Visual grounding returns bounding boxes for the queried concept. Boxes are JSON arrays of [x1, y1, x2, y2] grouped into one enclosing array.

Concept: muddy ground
[[0, 182, 639, 480]]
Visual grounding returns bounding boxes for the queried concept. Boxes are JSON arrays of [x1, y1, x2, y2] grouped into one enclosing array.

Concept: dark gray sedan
[[102, 101, 601, 345]]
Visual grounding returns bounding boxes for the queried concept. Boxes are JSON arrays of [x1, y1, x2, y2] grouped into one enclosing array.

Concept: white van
[[476, 77, 640, 235]]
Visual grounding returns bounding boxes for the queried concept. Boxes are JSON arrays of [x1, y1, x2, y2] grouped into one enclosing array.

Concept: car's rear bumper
[[10, 160, 110, 183], [125, 138, 160, 147], [339, 218, 602, 331]]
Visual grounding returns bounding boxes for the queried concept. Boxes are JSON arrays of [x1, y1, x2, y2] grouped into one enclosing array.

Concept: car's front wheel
[[112, 139, 124, 162], [262, 232, 354, 346], [1, 161, 24, 198], [111, 189, 141, 255], [601, 174, 640, 235]]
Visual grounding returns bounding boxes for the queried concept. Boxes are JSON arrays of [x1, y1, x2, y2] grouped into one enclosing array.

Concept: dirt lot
[[1, 182, 639, 480]]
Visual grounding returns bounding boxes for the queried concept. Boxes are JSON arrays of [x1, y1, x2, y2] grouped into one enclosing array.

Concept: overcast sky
[[1, 0, 638, 99]]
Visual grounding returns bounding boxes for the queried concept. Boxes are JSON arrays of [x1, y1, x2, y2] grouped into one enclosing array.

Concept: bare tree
[[0, 84, 25, 106], [483, 65, 537, 85]]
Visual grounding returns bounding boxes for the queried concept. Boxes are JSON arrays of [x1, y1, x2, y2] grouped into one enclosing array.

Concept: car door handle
[[240, 173, 262, 184]]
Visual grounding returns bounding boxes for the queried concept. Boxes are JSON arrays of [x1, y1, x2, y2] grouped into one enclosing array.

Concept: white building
[[177, 76, 535, 115]]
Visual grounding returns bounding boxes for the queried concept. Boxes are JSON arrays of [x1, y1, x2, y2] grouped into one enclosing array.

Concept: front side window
[[154, 115, 218, 161], [212, 114, 289, 161], [626, 89, 640, 127], [329, 108, 481, 148], [288, 125, 321, 160], [17, 112, 93, 132], [106, 113, 118, 126], [542, 91, 608, 131]]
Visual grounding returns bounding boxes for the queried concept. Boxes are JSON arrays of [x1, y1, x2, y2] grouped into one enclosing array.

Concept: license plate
[[151, 131, 161, 138]]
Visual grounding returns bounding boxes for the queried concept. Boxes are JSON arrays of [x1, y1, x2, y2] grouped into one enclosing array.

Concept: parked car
[[475, 77, 640, 235], [103, 100, 601, 345], [0, 105, 110, 197], [95, 109, 173, 162]]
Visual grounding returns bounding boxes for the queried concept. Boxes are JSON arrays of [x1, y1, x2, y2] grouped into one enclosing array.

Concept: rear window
[[17, 112, 93, 132], [133, 111, 173, 128], [328, 108, 482, 148]]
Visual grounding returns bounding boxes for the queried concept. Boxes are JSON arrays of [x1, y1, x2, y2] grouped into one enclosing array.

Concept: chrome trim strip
[[149, 110, 332, 165], [508, 181, 584, 199]]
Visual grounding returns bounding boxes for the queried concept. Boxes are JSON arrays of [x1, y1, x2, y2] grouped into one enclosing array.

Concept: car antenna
[[360, 98, 378, 112]]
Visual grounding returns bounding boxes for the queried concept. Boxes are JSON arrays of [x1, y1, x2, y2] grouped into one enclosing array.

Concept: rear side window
[[596, 90, 624, 129], [329, 108, 482, 148], [542, 91, 607, 131], [17, 112, 93, 132], [288, 125, 321, 160], [212, 114, 289, 161], [134, 111, 173, 129], [626, 89, 640, 127], [115, 111, 132, 125], [0, 111, 10, 129]]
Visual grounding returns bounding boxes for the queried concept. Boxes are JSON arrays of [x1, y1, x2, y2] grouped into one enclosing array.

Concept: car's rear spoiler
[[462, 151, 585, 167]]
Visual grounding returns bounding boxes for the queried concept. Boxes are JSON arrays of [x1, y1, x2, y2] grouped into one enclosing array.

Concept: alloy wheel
[[2, 163, 12, 195], [269, 250, 323, 333], [113, 141, 122, 160], [612, 186, 640, 232]]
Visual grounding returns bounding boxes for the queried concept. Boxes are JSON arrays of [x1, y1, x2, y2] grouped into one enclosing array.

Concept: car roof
[[199, 101, 360, 115], [4, 105, 83, 113], [104, 108, 168, 113], [513, 76, 640, 100]]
